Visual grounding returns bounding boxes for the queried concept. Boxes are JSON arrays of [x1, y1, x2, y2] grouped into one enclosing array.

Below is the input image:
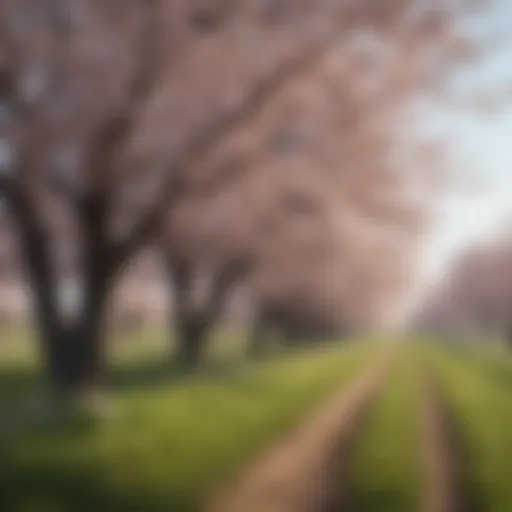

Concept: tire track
[[421, 371, 484, 512], [337, 352, 419, 512], [204, 350, 394, 512]]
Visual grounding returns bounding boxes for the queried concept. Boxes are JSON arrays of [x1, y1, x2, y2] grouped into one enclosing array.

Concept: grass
[[345, 350, 422, 512], [423, 342, 512, 512], [15, 332, 512, 512], [0, 330, 375, 512]]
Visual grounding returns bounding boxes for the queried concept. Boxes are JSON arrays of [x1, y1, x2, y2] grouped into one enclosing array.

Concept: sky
[[414, 0, 512, 291]]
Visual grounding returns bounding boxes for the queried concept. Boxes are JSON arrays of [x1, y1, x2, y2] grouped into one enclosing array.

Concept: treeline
[[0, 0, 485, 395], [415, 232, 512, 342]]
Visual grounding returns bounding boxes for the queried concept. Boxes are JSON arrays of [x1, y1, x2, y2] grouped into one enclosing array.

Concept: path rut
[[204, 350, 394, 512], [421, 372, 483, 512]]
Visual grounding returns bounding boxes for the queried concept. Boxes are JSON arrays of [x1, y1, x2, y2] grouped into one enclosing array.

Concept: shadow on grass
[[0, 366, 43, 426], [0, 346, 334, 512], [0, 366, 40, 401], [105, 352, 278, 392], [0, 456, 196, 512], [0, 347, 292, 434], [0, 331, 358, 512], [0, 356, 275, 512], [0, 398, 189, 512], [104, 332, 319, 392]]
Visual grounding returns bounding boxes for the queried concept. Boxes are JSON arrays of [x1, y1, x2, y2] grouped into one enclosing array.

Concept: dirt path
[[204, 350, 394, 512], [420, 373, 481, 512]]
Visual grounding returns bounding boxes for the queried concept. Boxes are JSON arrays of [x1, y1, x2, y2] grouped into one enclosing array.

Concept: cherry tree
[[0, 0, 489, 392], [160, 1, 478, 364], [416, 235, 512, 343]]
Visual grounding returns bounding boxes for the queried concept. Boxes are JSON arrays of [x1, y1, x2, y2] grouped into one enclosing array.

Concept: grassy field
[[5, 333, 512, 512], [345, 350, 422, 512], [424, 342, 512, 512], [0, 331, 376, 512]]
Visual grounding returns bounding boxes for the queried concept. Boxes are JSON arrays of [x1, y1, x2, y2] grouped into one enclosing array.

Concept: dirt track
[[421, 375, 456, 512], [421, 372, 482, 512], [204, 350, 393, 512]]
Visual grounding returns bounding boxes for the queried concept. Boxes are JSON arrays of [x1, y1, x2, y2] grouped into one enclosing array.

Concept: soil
[[420, 373, 483, 512], [204, 350, 394, 512]]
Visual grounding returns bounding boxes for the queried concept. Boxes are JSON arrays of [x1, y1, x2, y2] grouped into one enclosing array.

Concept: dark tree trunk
[[170, 260, 203, 369], [36, 276, 108, 395], [7, 183, 113, 396], [43, 318, 104, 394], [22, 217, 109, 394], [248, 307, 305, 356], [248, 315, 268, 359], [282, 321, 305, 347], [174, 312, 211, 370], [169, 257, 249, 370]]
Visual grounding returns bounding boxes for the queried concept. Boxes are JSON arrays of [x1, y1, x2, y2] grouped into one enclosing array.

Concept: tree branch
[[70, 0, 168, 273], [113, 13, 350, 270], [8, 183, 60, 334], [0, 175, 10, 196], [189, 151, 264, 198]]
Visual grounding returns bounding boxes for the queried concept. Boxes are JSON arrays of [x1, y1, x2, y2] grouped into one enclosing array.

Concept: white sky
[[386, 0, 512, 324], [414, 0, 512, 290]]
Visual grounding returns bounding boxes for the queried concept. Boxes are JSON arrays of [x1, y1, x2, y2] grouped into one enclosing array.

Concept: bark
[[174, 311, 212, 370], [247, 307, 281, 358], [282, 323, 301, 347], [248, 313, 270, 359], [248, 305, 342, 355], [9, 185, 112, 395], [42, 314, 104, 395], [38, 274, 109, 395], [169, 258, 249, 369]]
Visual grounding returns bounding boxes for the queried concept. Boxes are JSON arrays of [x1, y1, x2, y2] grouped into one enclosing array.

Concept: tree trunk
[[8, 186, 112, 397], [169, 257, 249, 370], [41, 306, 106, 396], [174, 312, 211, 369], [248, 309, 273, 358], [282, 322, 303, 347], [248, 322, 265, 358], [35, 267, 109, 396]]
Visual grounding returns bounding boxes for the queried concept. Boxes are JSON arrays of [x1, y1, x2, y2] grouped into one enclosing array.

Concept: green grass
[[0, 331, 375, 512], [345, 351, 421, 512], [0, 326, 249, 408], [423, 342, 512, 512]]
